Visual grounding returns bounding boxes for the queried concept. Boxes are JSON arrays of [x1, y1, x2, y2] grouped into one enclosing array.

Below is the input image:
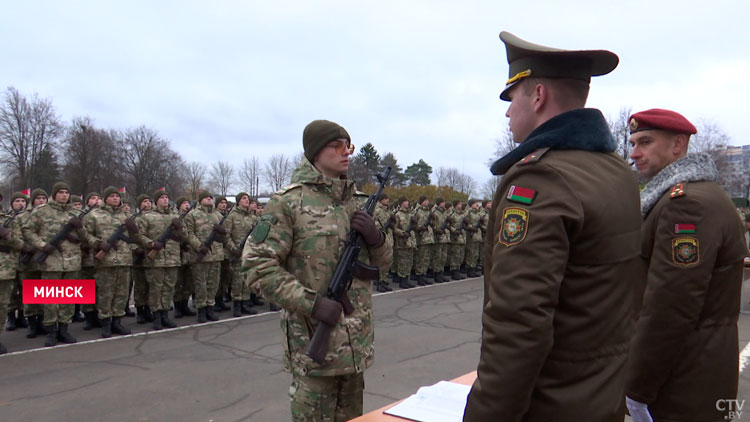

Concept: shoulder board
[[670, 181, 687, 198], [277, 183, 302, 195], [517, 147, 551, 166]]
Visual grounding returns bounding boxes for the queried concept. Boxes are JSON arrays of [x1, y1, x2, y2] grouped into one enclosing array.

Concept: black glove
[[401, 232, 411, 239], [68, 216, 83, 229], [232, 248, 242, 258], [98, 241, 112, 253], [436, 229, 444, 235], [125, 219, 139, 235], [180, 242, 190, 252], [170, 218, 184, 231], [214, 224, 228, 235], [134, 247, 145, 258], [151, 241, 164, 251], [21, 244, 36, 254], [169, 232, 181, 241], [66, 233, 81, 244], [0, 226, 10, 240], [312, 296, 342, 326], [42, 243, 56, 255], [198, 245, 210, 256], [350, 211, 382, 247]]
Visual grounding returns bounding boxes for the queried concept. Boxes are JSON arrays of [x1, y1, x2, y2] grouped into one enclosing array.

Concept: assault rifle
[[0, 209, 22, 253], [383, 212, 396, 231], [95, 208, 142, 261], [305, 166, 391, 364], [404, 214, 417, 237], [35, 207, 95, 264], [232, 219, 257, 263], [146, 202, 195, 260], [195, 204, 234, 263], [418, 212, 432, 233]]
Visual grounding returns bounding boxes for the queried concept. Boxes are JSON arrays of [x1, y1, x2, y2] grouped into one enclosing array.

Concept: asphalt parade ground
[[2, 275, 750, 421]]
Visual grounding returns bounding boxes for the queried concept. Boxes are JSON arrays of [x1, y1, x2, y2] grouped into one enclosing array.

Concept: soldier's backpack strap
[[517, 147, 551, 166], [670, 181, 687, 198]]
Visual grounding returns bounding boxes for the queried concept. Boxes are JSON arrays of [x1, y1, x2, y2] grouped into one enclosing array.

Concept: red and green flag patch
[[506, 185, 536, 205], [674, 224, 696, 234]]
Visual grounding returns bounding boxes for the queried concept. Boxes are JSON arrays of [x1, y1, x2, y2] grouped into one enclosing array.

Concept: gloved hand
[[350, 211, 382, 246], [214, 224, 228, 235], [98, 241, 112, 253], [626, 397, 653, 422], [170, 218, 184, 231], [198, 245, 210, 256], [401, 232, 411, 239], [125, 219, 139, 235], [68, 216, 83, 229], [232, 248, 242, 258], [42, 243, 57, 255], [134, 247, 145, 258], [151, 241, 165, 251], [21, 244, 36, 254], [312, 296, 342, 326], [66, 233, 81, 244], [0, 225, 10, 240]]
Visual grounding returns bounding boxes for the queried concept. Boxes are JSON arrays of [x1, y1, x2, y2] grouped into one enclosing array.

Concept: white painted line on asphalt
[[373, 276, 482, 297], [740, 341, 750, 373]]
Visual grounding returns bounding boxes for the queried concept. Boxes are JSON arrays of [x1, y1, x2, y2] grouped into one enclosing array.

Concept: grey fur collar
[[640, 153, 719, 216]]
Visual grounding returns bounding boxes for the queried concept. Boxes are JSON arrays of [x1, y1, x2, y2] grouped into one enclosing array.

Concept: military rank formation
[[0, 183, 487, 353]]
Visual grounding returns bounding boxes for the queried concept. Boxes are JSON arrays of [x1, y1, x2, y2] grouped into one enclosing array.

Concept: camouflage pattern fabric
[[0, 279, 13, 333], [448, 243, 465, 271], [95, 266, 130, 319], [224, 206, 257, 300], [0, 211, 25, 279], [431, 242, 448, 273], [373, 203, 394, 282], [413, 206, 435, 246], [146, 267, 178, 311], [185, 204, 225, 262], [137, 207, 183, 268], [41, 271, 77, 325], [174, 264, 194, 302], [132, 266, 148, 307], [242, 157, 392, 378], [79, 266, 97, 313], [290, 372, 364, 422], [22, 201, 84, 273], [192, 261, 220, 308], [82, 204, 149, 268], [414, 244, 433, 275], [20, 271, 43, 317]]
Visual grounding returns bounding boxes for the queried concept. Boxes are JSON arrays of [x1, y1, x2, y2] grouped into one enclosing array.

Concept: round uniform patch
[[672, 237, 699, 265], [498, 207, 528, 247], [250, 221, 270, 243]]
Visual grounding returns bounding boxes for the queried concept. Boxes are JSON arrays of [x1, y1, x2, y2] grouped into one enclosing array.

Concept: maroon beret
[[629, 108, 697, 135]]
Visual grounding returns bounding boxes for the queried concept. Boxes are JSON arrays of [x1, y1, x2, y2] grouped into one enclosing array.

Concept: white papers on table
[[383, 380, 471, 422]]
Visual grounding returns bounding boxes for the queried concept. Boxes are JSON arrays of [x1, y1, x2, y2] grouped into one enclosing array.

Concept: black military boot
[[83, 311, 98, 330], [205, 306, 219, 321], [416, 275, 426, 286], [173, 301, 183, 318], [398, 276, 412, 289], [410, 272, 418, 281], [15, 310, 27, 328], [26, 315, 46, 338], [241, 300, 257, 315], [250, 293, 265, 306], [44, 324, 58, 347], [160, 310, 177, 329], [422, 275, 434, 285], [152, 311, 163, 330], [124, 305, 136, 318], [6, 311, 16, 331], [144, 306, 155, 323], [72, 305, 85, 322], [467, 267, 481, 278], [57, 324, 77, 344], [451, 270, 465, 280], [181, 300, 196, 316], [233, 300, 242, 317], [0, 341, 6, 355], [197, 307, 207, 323], [375, 281, 388, 293], [111, 317, 131, 335], [136, 306, 147, 324], [269, 303, 280, 312], [213, 296, 229, 312], [382, 281, 393, 291], [100, 318, 112, 338]]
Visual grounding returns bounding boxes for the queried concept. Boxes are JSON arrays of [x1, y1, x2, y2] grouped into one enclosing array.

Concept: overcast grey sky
[[2, 0, 748, 193]]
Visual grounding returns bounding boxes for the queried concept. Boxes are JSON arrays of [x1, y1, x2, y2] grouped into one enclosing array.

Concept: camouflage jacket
[[478, 207, 489, 241], [448, 209, 466, 244], [431, 206, 450, 244], [82, 205, 149, 268], [464, 208, 483, 243], [17, 209, 39, 272], [413, 205, 435, 246], [22, 201, 84, 272], [0, 211, 26, 279], [80, 206, 98, 268], [137, 207, 183, 268], [185, 204, 225, 262], [224, 206, 257, 256], [373, 203, 394, 248], [242, 158, 392, 377], [392, 208, 416, 249]]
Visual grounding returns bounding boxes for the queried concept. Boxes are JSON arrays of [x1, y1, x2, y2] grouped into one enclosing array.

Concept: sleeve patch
[[672, 237, 699, 265], [498, 207, 529, 247], [506, 185, 536, 205]]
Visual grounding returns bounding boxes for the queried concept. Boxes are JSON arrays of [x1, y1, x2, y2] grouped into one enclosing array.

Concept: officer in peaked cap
[[465, 32, 641, 422]]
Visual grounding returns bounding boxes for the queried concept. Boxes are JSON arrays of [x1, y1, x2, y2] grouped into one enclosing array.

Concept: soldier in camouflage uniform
[[185, 190, 226, 323], [392, 197, 416, 289], [413, 196, 435, 286], [133, 194, 154, 324], [213, 195, 232, 313], [463, 199, 483, 278], [477, 200, 490, 271], [447, 200, 467, 280], [242, 120, 391, 422], [0, 194, 33, 354], [173, 197, 196, 318], [22, 182, 85, 347], [224, 192, 259, 316], [137, 188, 185, 330], [372, 195, 394, 292], [429, 198, 451, 283], [5, 192, 29, 332], [19, 189, 48, 338], [81, 186, 146, 337], [80, 192, 101, 330]]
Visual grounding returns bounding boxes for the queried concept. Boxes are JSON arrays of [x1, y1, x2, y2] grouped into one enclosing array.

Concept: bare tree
[[120, 126, 185, 196], [436, 166, 476, 197], [607, 106, 633, 159], [184, 161, 207, 199], [488, 126, 517, 165], [209, 161, 234, 196], [0, 86, 64, 187], [481, 176, 501, 199], [238, 157, 261, 198], [264, 153, 293, 192], [62, 117, 125, 195], [690, 118, 731, 188]]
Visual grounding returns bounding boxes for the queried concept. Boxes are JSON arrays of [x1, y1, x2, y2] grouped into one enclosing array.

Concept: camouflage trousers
[[80, 266, 97, 313], [478, 240, 485, 267], [218, 259, 231, 299], [8, 275, 21, 313], [414, 244, 434, 275], [464, 241, 480, 268], [174, 264, 194, 302], [42, 271, 77, 326], [231, 263, 250, 301], [146, 266, 178, 312], [0, 278, 13, 333], [290, 372, 364, 422], [20, 271, 44, 317], [192, 261, 220, 308], [132, 266, 149, 307], [448, 243, 465, 270], [95, 266, 130, 319], [431, 242, 448, 273], [393, 248, 414, 278]]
